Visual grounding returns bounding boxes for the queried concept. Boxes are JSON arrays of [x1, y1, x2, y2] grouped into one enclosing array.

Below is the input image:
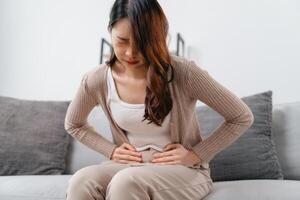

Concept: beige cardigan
[[64, 55, 254, 169]]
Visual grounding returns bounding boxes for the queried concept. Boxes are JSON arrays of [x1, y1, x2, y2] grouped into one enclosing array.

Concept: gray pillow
[[196, 90, 284, 181], [0, 95, 70, 175]]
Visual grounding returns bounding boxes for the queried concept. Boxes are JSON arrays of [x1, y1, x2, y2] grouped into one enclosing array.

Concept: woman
[[64, 0, 254, 199]]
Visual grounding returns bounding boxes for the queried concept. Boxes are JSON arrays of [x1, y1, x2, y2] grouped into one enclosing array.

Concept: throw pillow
[[0, 95, 70, 175], [196, 90, 284, 181]]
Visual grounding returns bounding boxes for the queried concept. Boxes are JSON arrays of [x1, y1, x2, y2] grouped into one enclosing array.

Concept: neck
[[115, 61, 148, 80]]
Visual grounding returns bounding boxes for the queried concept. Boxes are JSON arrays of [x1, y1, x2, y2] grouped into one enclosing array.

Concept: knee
[[68, 167, 90, 189], [66, 166, 106, 200], [67, 166, 106, 195], [106, 168, 144, 194]]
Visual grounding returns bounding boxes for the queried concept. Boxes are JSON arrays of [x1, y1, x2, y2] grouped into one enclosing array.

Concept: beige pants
[[66, 159, 213, 200]]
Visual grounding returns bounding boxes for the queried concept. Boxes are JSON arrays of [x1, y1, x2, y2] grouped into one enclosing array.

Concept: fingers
[[151, 155, 179, 163], [118, 149, 142, 157], [153, 150, 177, 159], [122, 143, 137, 151], [117, 143, 142, 159], [114, 154, 143, 162], [152, 144, 181, 164], [163, 143, 180, 151], [112, 143, 143, 164]]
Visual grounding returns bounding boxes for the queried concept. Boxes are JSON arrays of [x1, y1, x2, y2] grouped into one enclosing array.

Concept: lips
[[126, 60, 139, 64]]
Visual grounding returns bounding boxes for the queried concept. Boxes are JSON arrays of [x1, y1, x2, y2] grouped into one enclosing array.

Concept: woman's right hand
[[111, 143, 143, 164]]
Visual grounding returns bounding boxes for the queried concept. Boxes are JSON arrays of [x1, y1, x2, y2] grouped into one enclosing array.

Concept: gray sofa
[[1, 94, 300, 200]]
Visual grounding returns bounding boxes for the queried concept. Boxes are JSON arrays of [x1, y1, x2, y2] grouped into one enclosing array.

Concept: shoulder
[[170, 55, 202, 74], [170, 54, 190, 69], [169, 55, 204, 81], [81, 63, 108, 93]]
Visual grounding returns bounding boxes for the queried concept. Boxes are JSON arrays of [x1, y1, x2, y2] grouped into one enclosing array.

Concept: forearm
[[65, 121, 117, 159], [192, 109, 254, 163]]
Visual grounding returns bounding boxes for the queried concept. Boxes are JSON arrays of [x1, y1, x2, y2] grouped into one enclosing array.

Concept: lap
[[68, 161, 129, 186], [108, 163, 213, 199], [114, 163, 212, 188], [70, 160, 212, 190], [69, 161, 213, 199]]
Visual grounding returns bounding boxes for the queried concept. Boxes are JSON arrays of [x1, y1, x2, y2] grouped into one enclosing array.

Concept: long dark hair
[[106, 0, 174, 126]]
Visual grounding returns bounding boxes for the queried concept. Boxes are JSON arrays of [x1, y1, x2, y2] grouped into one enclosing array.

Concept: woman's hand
[[111, 143, 143, 164], [151, 143, 202, 167]]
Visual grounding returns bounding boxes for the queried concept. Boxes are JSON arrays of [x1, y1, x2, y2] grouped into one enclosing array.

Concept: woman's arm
[[64, 73, 117, 159], [185, 60, 254, 164]]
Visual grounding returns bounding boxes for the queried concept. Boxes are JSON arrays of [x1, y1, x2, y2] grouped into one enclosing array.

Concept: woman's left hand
[[151, 143, 202, 167]]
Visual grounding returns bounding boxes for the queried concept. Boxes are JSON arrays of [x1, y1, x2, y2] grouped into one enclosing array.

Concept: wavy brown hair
[[106, 0, 174, 126]]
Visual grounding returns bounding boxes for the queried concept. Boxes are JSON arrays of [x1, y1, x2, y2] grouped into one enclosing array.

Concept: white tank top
[[106, 66, 172, 149]]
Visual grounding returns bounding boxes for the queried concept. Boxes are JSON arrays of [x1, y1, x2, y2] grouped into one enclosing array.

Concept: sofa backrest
[[65, 102, 300, 180], [272, 102, 300, 180]]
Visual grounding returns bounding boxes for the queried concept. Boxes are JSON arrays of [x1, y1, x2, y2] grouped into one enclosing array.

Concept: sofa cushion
[[0, 96, 70, 175], [0, 175, 71, 200], [196, 90, 283, 181], [205, 180, 300, 200], [272, 102, 300, 180]]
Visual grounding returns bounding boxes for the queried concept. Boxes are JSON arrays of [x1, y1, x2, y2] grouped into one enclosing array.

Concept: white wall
[[1, 0, 299, 105]]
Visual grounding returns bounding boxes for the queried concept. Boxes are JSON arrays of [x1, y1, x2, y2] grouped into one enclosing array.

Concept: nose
[[125, 43, 138, 58]]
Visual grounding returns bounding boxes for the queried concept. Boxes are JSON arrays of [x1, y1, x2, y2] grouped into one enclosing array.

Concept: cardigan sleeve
[[64, 73, 117, 159], [185, 60, 254, 163]]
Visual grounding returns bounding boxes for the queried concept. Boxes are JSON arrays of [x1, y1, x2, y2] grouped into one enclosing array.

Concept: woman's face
[[110, 18, 145, 68]]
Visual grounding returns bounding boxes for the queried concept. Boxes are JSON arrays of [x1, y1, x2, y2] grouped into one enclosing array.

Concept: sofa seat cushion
[[0, 175, 71, 200], [1, 176, 299, 200], [206, 180, 300, 200]]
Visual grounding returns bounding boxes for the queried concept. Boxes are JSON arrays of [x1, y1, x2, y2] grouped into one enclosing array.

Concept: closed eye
[[117, 36, 129, 41]]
